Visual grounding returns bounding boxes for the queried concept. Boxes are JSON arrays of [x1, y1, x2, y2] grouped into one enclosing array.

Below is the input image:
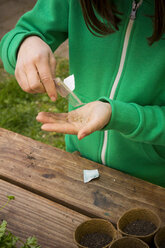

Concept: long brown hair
[[79, 0, 165, 45]]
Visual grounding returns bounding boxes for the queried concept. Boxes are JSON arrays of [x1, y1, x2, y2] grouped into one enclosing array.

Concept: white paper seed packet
[[83, 169, 99, 183], [64, 74, 75, 91], [54, 75, 83, 107]]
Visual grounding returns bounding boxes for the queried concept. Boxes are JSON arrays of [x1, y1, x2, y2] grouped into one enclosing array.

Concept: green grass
[[0, 57, 69, 150]]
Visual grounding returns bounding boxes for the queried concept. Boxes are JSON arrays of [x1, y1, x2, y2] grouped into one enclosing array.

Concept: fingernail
[[41, 125, 45, 130], [51, 96, 56, 102]]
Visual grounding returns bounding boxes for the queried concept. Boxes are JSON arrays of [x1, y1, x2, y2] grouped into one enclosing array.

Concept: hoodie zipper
[[101, 0, 143, 165]]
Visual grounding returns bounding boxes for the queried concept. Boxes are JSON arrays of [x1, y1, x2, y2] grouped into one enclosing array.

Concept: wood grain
[[0, 179, 89, 248], [0, 128, 165, 225]]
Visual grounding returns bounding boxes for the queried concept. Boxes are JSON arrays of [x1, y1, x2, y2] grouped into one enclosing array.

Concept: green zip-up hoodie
[[0, 0, 165, 187]]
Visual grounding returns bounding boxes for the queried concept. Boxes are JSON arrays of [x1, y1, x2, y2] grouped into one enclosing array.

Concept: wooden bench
[[0, 127, 165, 247]]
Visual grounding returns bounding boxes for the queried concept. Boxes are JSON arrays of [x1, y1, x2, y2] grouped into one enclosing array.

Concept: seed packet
[[54, 75, 83, 107]]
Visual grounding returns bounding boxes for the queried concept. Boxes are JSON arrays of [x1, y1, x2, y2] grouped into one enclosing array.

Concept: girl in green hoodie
[[0, 0, 165, 187]]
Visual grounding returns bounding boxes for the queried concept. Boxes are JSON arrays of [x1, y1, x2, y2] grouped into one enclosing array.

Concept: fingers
[[36, 111, 97, 138], [49, 54, 56, 79], [41, 122, 78, 134], [36, 111, 78, 134], [15, 68, 36, 94], [41, 118, 97, 138], [15, 36, 57, 100], [78, 118, 98, 140], [16, 63, 45, 93], [77, 102, 111, 140], [36, 56, 57, 101], [25, 64, 45, 93], [36, 112, 68, 123]]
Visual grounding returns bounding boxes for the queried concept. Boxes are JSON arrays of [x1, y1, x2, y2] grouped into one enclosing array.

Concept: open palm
[[36, 101, 111, 140]]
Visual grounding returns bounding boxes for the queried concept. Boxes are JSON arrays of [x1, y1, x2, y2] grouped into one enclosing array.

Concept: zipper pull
[[130, 0, 143, 20]]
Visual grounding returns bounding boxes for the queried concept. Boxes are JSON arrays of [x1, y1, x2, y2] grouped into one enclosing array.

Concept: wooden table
[[0, 127, 165, 247]]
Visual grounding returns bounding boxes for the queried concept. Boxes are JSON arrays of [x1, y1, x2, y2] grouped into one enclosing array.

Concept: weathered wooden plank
[[0, 128, 165, 225], [0, 179, 89, 248]]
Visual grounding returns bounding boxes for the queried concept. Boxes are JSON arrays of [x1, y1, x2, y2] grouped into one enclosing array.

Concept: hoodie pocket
[[142, 143, 165, 163]]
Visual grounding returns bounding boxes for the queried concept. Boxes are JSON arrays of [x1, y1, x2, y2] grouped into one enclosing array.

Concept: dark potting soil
[[79, 232, 112, 248], [159, 239, 165, 248], [123, 219, 157, 236]]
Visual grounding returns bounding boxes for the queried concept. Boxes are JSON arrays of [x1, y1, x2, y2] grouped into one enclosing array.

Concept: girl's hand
[[36, 101, 112, 140], [15, 36, 57, 101]]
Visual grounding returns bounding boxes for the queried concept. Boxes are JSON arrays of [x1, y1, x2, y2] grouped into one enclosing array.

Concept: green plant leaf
[[0, 220, 7, 239], [21, 236, 40, 248], [7, 196, 15, 201], [0, 231, 18, 248], [0, 195, 15, 211], [0, 196, 40, 247]]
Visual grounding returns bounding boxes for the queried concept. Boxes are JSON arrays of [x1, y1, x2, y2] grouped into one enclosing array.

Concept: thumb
[[77, 120, 97, 140]]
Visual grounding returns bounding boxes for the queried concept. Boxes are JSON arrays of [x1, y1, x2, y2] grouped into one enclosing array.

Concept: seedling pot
[[154, 226, 165, 248], [109, 237, 149, 248], [74, 218, 117, 248], [117, 208, 161, 244]]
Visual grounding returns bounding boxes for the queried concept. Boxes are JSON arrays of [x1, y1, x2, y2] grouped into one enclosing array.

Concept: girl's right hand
[[15, 36, 57, 101]]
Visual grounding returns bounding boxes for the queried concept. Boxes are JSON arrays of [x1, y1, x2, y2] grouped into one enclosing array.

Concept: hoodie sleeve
[[99, 96, 165, 146], [0, 0, 69, 74]]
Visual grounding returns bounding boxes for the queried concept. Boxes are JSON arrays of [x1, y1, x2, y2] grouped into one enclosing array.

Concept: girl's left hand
[[36, 101, 111, 140]]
